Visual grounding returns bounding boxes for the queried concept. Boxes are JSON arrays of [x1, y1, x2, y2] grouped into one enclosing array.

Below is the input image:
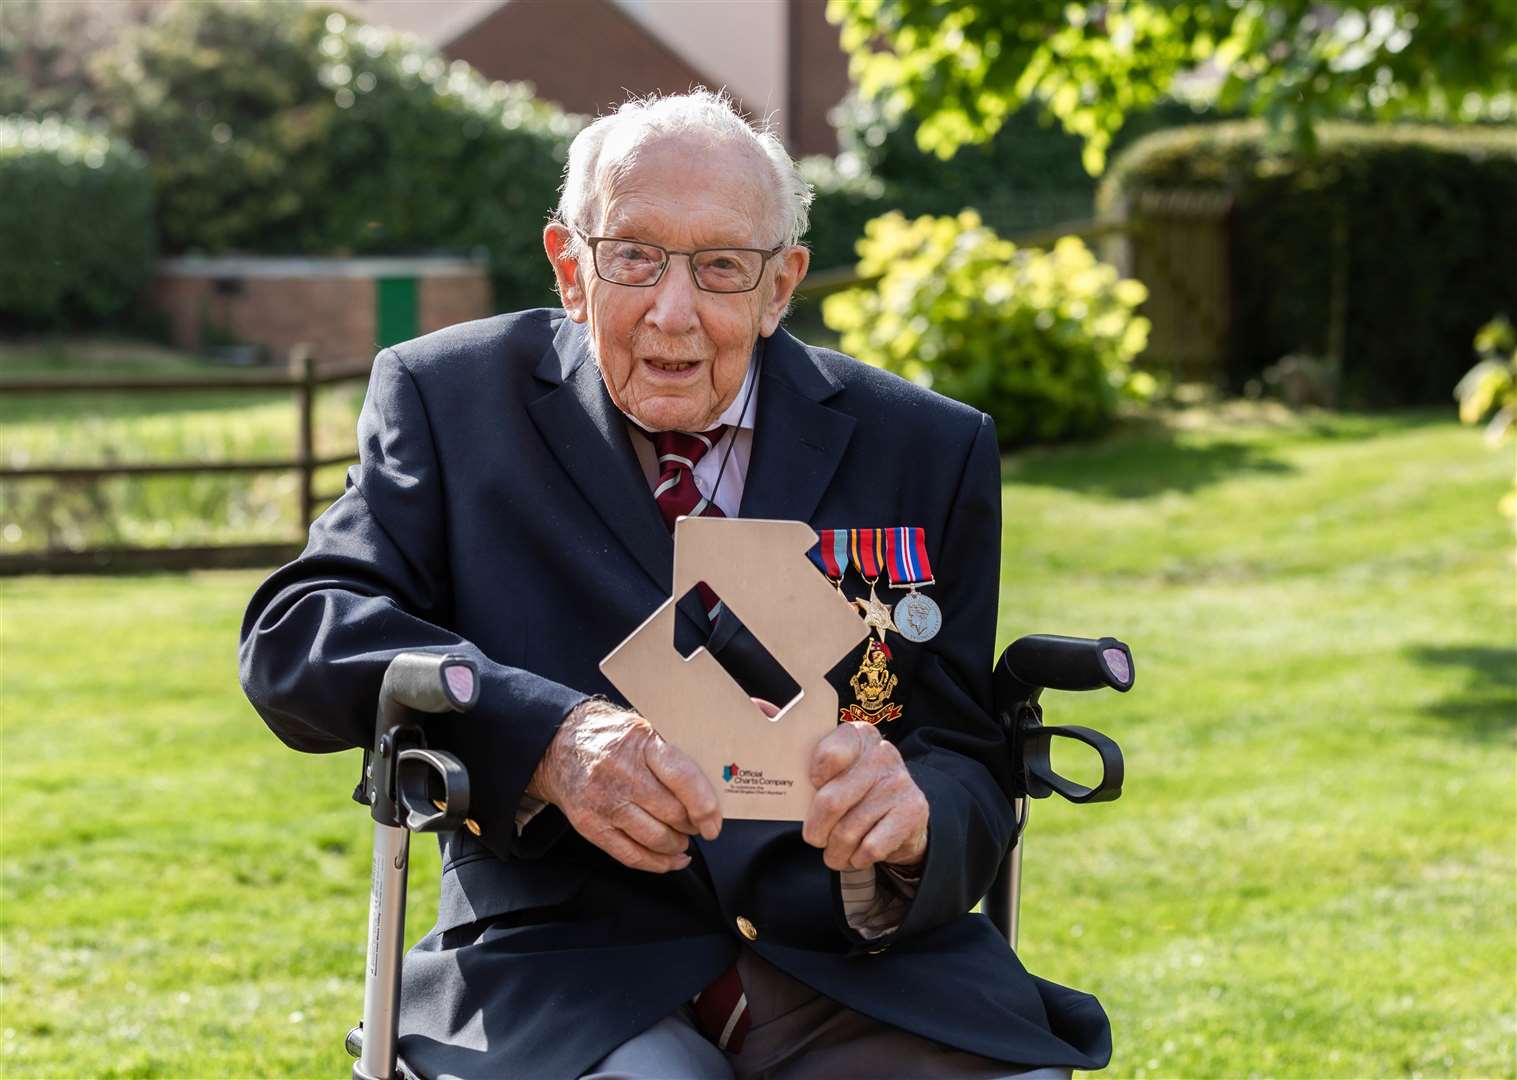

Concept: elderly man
[[240, 90, 1110, 1079]]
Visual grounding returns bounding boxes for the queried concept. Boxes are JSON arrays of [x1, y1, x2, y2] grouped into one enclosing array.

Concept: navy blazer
[[239, 310, 1111, 1077]]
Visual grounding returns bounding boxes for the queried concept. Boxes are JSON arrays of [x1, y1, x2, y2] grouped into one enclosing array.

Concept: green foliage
[[1455, 316, 1517, 523], [829, 1, 1517, 171], [1100, 120, 1517, 407], [822, 211, 1151, 443], [815, 92, 1228, 268], [93, 0, 581, 309], [0, 116, 155, 329], [0, 0, 105, 119], [797, 152, 888, 273]]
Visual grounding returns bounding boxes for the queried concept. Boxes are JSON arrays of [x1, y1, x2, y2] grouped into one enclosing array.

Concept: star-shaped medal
[[853, 587, 898, 641]]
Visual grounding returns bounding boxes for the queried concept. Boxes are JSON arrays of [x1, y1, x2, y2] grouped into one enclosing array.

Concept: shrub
[[93, 0, 581, 310], [0, 116, 155, 329], [822, 211, 1151, 444], [1455, 316, 1517, 526], [1099, 121, 1517, 407]]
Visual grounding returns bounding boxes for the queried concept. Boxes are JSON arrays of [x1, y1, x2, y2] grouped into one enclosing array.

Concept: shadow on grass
[[1405, 644, 1517, 743], [1002, 408, 1456, 499], [1006, 434, 1294, 498]]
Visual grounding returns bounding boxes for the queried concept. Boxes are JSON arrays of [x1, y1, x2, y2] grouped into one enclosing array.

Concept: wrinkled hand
[[528, 699, 721, 873], [802, 721, 929, 873]]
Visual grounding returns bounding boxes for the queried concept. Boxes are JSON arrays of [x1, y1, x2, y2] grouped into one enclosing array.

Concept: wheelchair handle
[[378, 651, 479, 730], [995, 634, 1131, 806], [360, 652, 479, 830], [997, 634, 1134, 702]]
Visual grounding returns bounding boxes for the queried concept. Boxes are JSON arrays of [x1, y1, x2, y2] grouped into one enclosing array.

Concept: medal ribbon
[[808, 529, 850, 583], [849, 528, 884, 581], [883, 526, 933, 587]]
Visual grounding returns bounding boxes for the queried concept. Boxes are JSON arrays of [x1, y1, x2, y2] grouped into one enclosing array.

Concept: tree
[[91, 0, 579, 306], [0, 0, 157, 119], [829, 1, 1517, 173]]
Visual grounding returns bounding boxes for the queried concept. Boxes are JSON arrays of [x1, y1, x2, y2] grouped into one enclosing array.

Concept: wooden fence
[[0, 350, 371, 574]]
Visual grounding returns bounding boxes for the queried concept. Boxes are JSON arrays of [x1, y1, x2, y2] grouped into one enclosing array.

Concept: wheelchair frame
[[345, 635, 1132, 1080]]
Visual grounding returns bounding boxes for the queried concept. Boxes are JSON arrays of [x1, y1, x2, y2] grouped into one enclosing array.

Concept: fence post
[[292, 345, 315, 532]]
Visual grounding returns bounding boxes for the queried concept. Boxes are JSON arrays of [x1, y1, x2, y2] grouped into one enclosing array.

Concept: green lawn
[[2, 404, 1513, 1077]]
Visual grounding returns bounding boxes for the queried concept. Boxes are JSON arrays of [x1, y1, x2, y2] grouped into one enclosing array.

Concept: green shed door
[[376, 276, 418, 348]]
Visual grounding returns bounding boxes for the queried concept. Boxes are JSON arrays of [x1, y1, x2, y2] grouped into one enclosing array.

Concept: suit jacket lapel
[[739, 329, 854, 524], [527, 318, 674, 592]]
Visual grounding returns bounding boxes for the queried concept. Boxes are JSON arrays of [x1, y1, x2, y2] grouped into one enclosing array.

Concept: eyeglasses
[[577, 232, 785, 294]]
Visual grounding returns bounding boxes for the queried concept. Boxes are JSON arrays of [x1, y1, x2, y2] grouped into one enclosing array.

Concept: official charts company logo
[[719, 762, 794, 793]]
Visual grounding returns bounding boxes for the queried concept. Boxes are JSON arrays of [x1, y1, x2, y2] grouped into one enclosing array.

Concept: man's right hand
[[527, 699, 722, 872]]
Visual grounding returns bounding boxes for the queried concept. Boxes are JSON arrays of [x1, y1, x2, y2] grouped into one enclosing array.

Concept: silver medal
[[893, 590, 942, 643]]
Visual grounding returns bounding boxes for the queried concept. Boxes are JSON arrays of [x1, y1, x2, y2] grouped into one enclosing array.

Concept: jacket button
[[735, 916, 759, 941]]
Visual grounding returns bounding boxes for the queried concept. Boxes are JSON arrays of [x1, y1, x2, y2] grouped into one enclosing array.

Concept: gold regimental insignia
[[841, 639, 903, 725]]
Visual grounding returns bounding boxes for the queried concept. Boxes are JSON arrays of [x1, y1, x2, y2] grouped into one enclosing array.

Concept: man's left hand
[[801, 721, 929, 873]]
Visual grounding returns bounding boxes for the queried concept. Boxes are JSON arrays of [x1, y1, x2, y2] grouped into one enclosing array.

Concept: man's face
[[544, 134, 809, 432]]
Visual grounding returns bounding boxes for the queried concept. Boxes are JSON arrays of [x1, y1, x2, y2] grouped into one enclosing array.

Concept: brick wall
[[420, 273, 493, 341], [152, 257, 493, 365]]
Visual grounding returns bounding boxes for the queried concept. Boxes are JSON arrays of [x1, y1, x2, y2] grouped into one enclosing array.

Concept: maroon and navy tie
[[692, 962, 751, 1053], [644, 426, 752, 1051], [650, 427, 727, 526]]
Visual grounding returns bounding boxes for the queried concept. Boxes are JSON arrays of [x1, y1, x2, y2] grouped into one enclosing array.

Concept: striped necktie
[[644, 426, 752, 1051], [650, 427, 728, 527]]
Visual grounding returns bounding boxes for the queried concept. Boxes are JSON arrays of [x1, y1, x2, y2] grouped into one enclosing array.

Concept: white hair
[[554, 88, 813, 250]]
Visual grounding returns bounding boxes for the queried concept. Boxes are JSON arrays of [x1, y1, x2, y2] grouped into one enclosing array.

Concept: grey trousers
[[582, 949, 1074, 1080]]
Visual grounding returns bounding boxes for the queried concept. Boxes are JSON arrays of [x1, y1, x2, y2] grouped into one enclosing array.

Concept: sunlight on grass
[[1, 407, 1512, 1077]]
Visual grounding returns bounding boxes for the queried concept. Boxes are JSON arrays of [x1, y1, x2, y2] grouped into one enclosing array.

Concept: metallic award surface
[[600, 517, 868, 821]]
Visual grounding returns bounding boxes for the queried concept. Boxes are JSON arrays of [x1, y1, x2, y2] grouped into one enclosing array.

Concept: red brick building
[[340, 0, 854, 155]]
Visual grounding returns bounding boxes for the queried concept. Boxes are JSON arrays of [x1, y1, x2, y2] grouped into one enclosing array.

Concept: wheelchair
[[344, 636, 1133, 1080]]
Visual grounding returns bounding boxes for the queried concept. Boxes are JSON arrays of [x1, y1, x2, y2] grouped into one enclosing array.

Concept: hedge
[[94, 0, 580, 311], [0, 116, 155, 329], [1099, 121, 1517, 407]]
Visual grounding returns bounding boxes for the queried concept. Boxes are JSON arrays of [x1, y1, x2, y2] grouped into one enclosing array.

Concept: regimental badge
[[841, 639, 903, 725]]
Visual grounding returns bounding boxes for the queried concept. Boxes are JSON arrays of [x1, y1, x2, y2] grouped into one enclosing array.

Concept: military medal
[[838, 529, 904, 724], [848, 528, 898, 640], [885, 526, 940, 643], [841, 638, 903, 725], [808, 529, 849, 593]]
